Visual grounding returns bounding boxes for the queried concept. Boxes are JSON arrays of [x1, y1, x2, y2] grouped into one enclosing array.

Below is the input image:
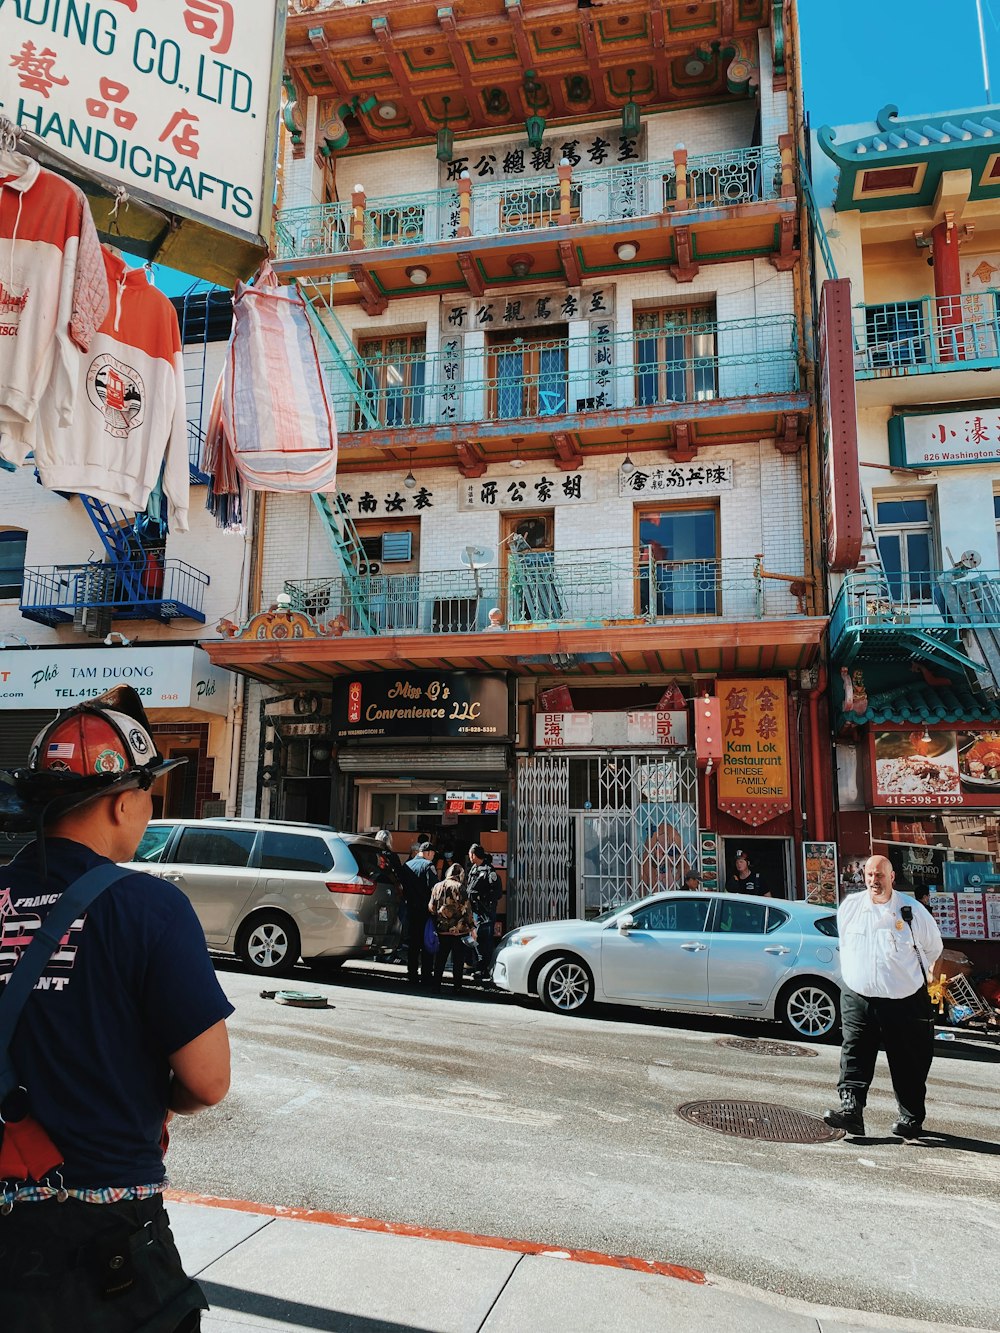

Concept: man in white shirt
[[824, 855, 943, 1139]]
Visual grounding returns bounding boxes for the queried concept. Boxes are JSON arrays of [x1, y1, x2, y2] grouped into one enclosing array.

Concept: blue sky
[[149, 3, 999, 295], [799, 0, 997, 129]]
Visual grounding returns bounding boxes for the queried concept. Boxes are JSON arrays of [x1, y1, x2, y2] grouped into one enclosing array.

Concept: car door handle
[[763, 945, 791, 955], [680, 942, 707, 952], [162, 872, 184, 882]]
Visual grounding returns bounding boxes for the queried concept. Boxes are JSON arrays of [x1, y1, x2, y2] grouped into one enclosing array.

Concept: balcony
[[853, 292, 1000, 402], [325, 315, 800, 455], [283, 550, 810, 639], [829, 568, 1000, 691], [20, 560, 210, 629], [272, 145, 795, 297]]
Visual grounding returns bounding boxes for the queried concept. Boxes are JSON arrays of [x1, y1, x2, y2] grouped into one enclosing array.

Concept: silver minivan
[[127, 818, 402, 976]]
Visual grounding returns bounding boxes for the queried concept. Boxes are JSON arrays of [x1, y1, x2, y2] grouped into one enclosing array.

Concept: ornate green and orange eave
[[818, 103, 1000, 213]]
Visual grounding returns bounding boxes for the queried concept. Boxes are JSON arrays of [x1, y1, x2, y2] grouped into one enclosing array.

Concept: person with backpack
[[466, 844, 502, 982], [0, 686, 233, 1332], [429, 864, 475, 993], [401, 842, 437, 987]]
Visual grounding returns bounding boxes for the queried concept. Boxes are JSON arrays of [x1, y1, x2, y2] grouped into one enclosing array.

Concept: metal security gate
[[513, 752, 699, 925]]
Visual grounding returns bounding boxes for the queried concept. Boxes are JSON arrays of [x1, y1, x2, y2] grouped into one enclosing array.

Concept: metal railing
[[272, 146, 783, 260], [829, 567, 1000, 652], [20, 560, 210, 623], [323, 315, 798, 435], [854, 292, 1000, 377], [283, 551, 806, 638]]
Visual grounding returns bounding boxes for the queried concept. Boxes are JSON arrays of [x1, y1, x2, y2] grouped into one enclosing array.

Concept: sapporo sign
[[716, 678, 791, 826], [332, 672, 513, 743], [0, 0, 284, 240]]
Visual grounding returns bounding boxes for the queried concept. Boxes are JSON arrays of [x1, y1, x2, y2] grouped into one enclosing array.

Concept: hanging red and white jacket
[[0, 152, 108, 454], [32, 247, 190, 531]]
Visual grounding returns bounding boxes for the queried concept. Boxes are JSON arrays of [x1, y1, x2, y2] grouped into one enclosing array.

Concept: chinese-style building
[[206, 0, 831, 920], [815, 101, 1000, 961]]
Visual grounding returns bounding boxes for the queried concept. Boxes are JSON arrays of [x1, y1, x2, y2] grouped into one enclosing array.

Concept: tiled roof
[[849, 682, 1000, 726]]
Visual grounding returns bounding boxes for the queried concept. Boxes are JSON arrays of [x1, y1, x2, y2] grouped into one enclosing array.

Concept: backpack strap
[[0, 863, 131, 1102]]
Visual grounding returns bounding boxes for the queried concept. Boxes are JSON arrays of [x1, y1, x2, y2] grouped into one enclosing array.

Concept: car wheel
[[779, 978, 839, 1041], [538, 956, 594, 1015], [236, 912, 301, 976]]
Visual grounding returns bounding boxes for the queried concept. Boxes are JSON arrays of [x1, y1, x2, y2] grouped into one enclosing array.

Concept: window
[[634, 306, 717, 405], [765, 907, 790, 933], [487, 330, 567, 421], [631, 898, 710, 932], [714, 899, 768, 934], [260, 831, 334, 874], [134, 824, 174, 863], [636, 506, 719, 616], [863, 302, 927, 369], [173, 826, 256, 867], [0, 529, 27, 599], [355, 519, 419, 632], [875, 497, 934, 602], [356, 334, 426, 428]]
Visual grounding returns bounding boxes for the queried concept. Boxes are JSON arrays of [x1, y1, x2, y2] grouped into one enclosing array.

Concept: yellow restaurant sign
[[717, 678, 791, 826]]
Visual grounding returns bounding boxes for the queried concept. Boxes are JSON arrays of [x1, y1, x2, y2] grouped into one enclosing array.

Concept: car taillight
[[326, 878, 377, 896]]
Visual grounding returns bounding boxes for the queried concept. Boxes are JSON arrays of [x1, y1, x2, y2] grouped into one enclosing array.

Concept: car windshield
[[133, 825, 171, 863], [593, 903, 638, 923]]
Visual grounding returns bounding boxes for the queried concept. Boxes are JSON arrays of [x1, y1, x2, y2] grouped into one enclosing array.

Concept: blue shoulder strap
[[0, 863, 131, 1099]]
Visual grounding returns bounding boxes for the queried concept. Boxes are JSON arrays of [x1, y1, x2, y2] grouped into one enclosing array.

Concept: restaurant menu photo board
[[870, 728, 1000, 808], [332, 672, 512, 742], [803, 841, 839, 906]]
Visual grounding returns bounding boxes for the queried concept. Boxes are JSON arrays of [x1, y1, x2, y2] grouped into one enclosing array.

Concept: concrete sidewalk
[[167, 1193, 988, 1333]]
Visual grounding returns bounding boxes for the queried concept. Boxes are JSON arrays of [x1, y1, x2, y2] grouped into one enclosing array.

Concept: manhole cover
[[676, 1100, 843, 1143], [717, 1037, 818, 1058]]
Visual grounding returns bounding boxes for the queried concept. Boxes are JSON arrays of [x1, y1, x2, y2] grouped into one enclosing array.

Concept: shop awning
[[204, 619, 827, 685]]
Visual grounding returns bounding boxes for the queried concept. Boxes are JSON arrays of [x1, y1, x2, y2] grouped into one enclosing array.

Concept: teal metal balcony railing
[[20, 560, 210, 627], [829, 567, 1000, 671], [282, 551, 805, 639], [854, 292, 1000, 378], [272, 146, 783, 260], [321, 315, 798, 436]]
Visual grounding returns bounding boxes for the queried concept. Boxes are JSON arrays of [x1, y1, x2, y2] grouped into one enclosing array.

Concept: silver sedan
[[492, 892, 842, 1040]]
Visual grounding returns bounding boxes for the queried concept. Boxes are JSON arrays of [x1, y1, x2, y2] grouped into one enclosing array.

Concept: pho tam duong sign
[[0, 646, 231, 715]]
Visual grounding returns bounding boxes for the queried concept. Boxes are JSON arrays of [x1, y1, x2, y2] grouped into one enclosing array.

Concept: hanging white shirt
[[837, 889, 943, 998]]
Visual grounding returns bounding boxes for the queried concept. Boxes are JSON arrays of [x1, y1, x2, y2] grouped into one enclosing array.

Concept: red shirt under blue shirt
[[0, 838, 234, 1190]]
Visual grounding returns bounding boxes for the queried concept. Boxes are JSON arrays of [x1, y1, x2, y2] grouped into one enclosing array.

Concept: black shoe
[[891, 1118, 924, 1139], [823, 1101, 865, 1135]]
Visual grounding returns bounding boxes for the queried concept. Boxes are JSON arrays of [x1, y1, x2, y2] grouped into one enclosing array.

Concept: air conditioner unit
[[73, 565, 115, 639]]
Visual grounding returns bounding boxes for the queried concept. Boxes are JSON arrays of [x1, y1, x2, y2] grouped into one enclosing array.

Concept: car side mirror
[[618, 914, 635, 933]]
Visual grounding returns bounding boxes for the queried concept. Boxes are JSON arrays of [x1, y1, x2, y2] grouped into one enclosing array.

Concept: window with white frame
[[875, 496, 934, 602]]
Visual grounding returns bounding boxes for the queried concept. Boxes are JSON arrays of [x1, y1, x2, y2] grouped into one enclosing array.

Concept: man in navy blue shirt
[[402, 842, 438, 986], [0, 686, 233, 1332]]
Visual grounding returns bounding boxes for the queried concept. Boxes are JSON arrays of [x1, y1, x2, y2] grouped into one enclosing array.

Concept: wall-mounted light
[[404, 447, 417, 489], [614, 241, 639, 262], [436, 94, 454, 163], [508, 253, 534, 279], [406, 265, 430, 285], [621, 427, 635, 474], [621, 68, 641, 138]]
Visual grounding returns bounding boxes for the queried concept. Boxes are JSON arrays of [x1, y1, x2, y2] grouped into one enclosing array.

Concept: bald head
[[864, 855, 895, 904]]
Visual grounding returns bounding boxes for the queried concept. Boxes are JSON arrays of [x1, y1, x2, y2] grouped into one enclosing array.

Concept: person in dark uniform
[[402, 842, 438, 986], [726, 851, 768, 896]]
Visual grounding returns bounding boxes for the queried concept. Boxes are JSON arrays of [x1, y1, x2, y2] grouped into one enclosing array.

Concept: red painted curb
[[165, 1189, 707, 1286]]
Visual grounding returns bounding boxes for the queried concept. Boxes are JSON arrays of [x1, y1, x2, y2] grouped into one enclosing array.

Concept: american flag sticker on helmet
[[47, 743, 76, 758]]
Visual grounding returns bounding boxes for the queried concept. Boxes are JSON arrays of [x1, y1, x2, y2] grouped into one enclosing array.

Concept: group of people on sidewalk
[[400, 841, 503, 992]]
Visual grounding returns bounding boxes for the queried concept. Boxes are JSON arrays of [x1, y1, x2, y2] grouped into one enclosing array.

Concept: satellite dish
[[462, 545, 495, 569], [958, 550, 982, 570]]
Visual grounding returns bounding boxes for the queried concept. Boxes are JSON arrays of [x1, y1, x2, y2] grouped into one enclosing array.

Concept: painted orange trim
[[165, 1190, 706, 1285]]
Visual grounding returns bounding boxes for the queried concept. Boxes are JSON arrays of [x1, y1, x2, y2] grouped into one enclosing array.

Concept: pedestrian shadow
[[932, 1039, 1000, 1063], [842, 1132, 1000, 1155], [201, 1280, 427, 1331]]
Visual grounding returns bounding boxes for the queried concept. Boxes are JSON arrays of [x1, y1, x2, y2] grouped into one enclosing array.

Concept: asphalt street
[[166, 960, 1000, 1331]]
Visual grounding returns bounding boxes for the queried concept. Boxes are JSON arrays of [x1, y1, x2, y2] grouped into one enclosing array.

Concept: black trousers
[[838, 984, 935, 1123], [432, 934, 465, 991], [0, 1193, 205, 1333], [406, 918, 432, 985]]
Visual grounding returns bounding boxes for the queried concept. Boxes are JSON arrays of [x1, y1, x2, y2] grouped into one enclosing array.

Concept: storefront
[[0, 645, 234, 850]]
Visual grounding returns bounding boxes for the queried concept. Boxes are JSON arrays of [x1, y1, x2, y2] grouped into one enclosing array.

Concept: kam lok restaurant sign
[[888, 408, 1000, 468], [0, 0, 284, 238], [717, 679, 791, 826], [333, 672, 513, 743]]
